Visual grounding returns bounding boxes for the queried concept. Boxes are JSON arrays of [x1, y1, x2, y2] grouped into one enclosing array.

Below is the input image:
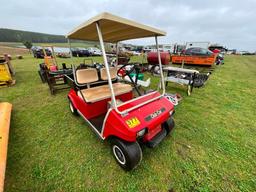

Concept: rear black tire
[[69, 99, 78, 116], [111, 138, 142, 171], [163, 117, 175, 135]]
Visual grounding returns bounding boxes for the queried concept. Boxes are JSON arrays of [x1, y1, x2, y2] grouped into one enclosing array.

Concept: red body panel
[[143, 124, 162, 142], [103, 92, 174, 142], [68, 89, 133, 119], [69, 89, 174, 143]]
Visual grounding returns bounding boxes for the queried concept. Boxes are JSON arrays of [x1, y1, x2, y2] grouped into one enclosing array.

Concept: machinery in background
[[171, 42, 225, 66], [147, 52, 170, 65], [146, 52, 171, 75], [0, 54, 15, 87], [163, 66, 210, 95], [171, 47, 217, 66], [37, 46, 72, 94]]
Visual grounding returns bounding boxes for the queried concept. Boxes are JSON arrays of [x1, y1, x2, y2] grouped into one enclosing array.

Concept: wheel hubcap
[[113, 145, 126, 165]]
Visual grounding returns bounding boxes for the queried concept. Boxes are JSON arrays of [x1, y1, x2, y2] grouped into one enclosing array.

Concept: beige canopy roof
[[66, 12, 166, 43]]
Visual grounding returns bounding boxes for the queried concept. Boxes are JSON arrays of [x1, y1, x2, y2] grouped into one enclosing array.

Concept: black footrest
[[146, 128, 167, 148]]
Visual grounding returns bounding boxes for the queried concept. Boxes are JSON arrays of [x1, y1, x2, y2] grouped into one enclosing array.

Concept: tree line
[[0, 28, 66, 43]]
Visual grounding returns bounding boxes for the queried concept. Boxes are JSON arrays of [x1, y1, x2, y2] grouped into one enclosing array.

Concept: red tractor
[[66, 12, 175, 170]]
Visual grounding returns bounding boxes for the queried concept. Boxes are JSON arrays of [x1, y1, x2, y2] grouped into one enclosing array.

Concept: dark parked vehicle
[[242, 52, 255, 55], [32, 47, 52, 58], [71, 48, 91, 57], [183, 47, 213, 56], [183, 47, 224, 65]]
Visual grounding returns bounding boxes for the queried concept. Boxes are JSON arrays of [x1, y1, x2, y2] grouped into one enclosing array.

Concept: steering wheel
[[94, 63, 104, 70], [117, 63, 143, 96], [117, 64, 136, 78]]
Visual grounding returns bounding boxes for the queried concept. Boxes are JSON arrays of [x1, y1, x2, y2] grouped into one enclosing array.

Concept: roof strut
[[96, 21, 117, 110]]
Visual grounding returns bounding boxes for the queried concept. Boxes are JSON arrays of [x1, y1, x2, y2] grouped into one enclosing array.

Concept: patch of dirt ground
[[0, 46, 29, 55]]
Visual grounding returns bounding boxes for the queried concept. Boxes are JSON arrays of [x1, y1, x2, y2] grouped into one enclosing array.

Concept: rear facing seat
[[76, 67, 132, 103]]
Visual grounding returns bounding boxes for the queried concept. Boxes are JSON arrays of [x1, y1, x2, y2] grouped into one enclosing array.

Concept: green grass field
[[1, 55, 255, 192]]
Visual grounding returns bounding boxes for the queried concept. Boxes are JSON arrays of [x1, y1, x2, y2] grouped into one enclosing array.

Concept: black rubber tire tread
[[111, 138, 142, 171]]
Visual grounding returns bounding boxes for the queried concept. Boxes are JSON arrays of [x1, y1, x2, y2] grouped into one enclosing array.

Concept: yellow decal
[[126, 117, 141, 128]]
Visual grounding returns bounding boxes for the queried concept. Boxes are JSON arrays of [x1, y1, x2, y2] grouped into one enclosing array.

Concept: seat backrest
[[76, 68, 98, 84], [100, 67, 117, 80]]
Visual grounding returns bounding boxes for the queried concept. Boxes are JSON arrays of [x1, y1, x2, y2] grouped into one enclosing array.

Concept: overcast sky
[[1, 0, 256, 51]]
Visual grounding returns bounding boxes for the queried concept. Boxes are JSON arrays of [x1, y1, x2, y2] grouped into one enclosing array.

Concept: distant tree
[[23, 41, 33, 53]]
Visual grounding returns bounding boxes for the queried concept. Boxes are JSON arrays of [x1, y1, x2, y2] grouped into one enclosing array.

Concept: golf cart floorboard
[[89, 114, 106, 133]]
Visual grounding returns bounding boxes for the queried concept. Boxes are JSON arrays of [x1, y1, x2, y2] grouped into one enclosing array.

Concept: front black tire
[[111, 138, 142, 171], [69, 99, 78, 116]]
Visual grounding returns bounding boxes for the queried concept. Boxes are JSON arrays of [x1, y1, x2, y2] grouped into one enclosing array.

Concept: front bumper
[[145, 128, 167, 148], [144, 116, 175, 148]]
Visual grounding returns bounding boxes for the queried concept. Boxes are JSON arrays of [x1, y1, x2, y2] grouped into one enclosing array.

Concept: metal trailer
[[163, 66, 210, 95], [164, 66, 199, 95], [0, 55, 15, 87]]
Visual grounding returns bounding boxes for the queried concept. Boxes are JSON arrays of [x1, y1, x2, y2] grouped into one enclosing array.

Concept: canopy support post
[[67, 38, 75, 65], [68, 39, 72, 58], [116, 42, 119, 66], [96, 22, 117, 109], [155, 35, 166, 95]]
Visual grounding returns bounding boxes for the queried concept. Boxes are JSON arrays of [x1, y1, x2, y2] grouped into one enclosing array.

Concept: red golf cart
[[66, 12, 175, 170]]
